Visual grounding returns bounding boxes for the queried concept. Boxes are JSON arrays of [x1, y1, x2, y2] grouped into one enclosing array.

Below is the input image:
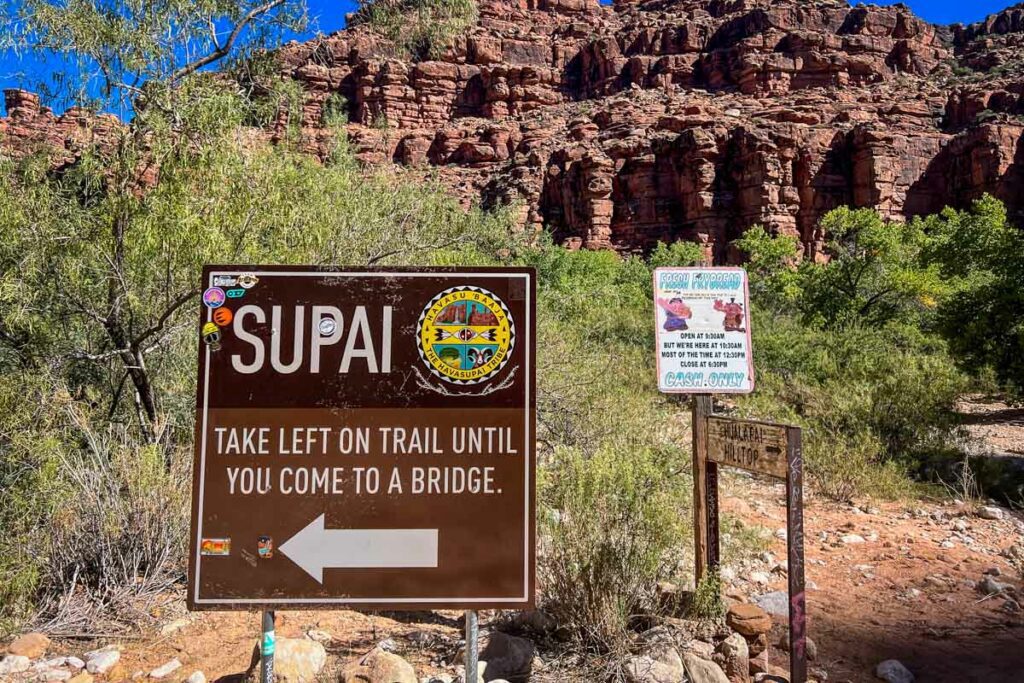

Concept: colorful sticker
[[238, 273, 259, 289], [257, 536, 274, 559], [226, 288, 246, 299], [417, 286, 515, 385], [213, 307, 234, 327], [213, 275, 238, 288], [202, 322, 222, 350], [261, 631, 275, 656], [200, 538, 231, 556], [203, 287, 226, 308]]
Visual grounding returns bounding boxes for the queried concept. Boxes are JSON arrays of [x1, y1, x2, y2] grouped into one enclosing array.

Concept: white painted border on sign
[[193, 270, 533, 606], [653, 267, 755, 395]]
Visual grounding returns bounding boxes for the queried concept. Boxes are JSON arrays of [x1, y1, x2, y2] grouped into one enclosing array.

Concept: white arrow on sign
[[279, 514, 439, 583]]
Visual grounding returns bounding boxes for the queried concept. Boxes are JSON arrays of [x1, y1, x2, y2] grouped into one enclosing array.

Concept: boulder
[[479, 632, 534, 681], [682, 652, 730, 683], [339, 647, 416, 683], [271, 638, 327, 682], [84, 647, 121, 675], [875, 659, 914, 683], [752, 592, 789, 617], [623, 647, 685, 683], [716, 633, 749, 683], [8, 632, 50, 658], [1, 656, 34, 677], [726, 604, 772, 637]]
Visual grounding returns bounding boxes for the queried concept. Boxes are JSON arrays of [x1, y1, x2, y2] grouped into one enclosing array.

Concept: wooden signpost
[[705, 416, 806, 683], [654, 267, 807, 683]]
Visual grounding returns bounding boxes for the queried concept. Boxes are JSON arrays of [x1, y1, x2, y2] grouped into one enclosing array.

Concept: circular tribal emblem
[[417, 286, 515, 385]]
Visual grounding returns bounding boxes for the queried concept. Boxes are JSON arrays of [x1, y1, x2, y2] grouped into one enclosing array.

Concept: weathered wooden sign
[[706, 416, 789, 479], [187, 266, 536, 611], [702, 415, 807, 683]]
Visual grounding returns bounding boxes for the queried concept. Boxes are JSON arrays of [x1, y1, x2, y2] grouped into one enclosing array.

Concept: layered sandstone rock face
[[4, 0, 1024, 260]]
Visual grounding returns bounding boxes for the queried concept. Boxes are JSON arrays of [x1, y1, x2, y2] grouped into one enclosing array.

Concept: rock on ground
[[339, 647, 416, 683], [185, 672, 206, 683], [479, 631, 535, 681], [263, 638, 327, 683], [622, 647, 686, 683], [84, 648, 121, 676], [148, 658, 181, 679], [716, 633, 749, 683], [682, 652, 730, 683], [752, 591, 790, 617], [7, 632, 50, 658], [875, 659, 915, 683], [726, 604, 773, 637]]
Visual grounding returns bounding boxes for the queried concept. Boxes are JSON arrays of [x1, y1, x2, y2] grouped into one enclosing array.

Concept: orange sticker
[[213, 308, 233, 327]]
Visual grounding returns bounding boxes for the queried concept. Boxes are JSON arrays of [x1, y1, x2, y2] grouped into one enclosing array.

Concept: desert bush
[[539, 444, 689, 653], [354, 0, 478, 60], [0, 95, 518, 630]]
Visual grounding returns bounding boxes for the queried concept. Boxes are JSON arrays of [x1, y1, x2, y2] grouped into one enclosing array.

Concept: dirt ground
[[17, 398, 1024, 683]]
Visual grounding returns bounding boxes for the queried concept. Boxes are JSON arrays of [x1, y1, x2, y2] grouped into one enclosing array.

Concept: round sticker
[[201, 322, 222, 349], [212, 307, 233, 327], [203, 287, 226, 308], [318, 317, 337, 336], [238, 273, 259, 289], [417, 286, 515, 385]]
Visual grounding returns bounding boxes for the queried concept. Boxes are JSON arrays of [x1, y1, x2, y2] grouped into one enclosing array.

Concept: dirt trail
[[11, 401, 1024, 683], [721, 477, 1024, 683]]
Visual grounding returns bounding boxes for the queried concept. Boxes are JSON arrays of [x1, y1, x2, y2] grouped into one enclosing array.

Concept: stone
[[262, 638, 327, 683], [726, 603, 772, 637], [875, 659, 914, 683], [976, 576, 1012, 595], [66, 657, 85, 671], [84, 648, 121, 676], [148, 659, 181, 679], [339, 648, 416, 683], [42, 669, 72, 681], [0, 654, 32, 675], [752, 591, 790, 618], [840, 534, 866, 545], [682, 652, 730, 683], [623, 647, 685, 683], [306, 629, 332, 643], [185, 673, 206, 683], [8, 632, 50, 658], [778, 631, 818, 661], [716, 633, 749, 683], [479, 632, 534, 681], [978, 506, 1004, 520]]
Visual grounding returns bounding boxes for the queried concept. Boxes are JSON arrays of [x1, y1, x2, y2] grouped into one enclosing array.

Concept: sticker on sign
[[187, 266, 536, 611], [653, 267, 754, 394]]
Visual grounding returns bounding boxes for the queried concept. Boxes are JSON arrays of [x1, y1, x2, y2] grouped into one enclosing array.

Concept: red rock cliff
[[4, 0, 1024, 261]]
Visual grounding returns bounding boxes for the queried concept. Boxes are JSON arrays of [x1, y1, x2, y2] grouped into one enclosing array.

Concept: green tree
[[917, 195, 1024, 394], [798, 207, 945, 327], [1, 0, 307, 112]]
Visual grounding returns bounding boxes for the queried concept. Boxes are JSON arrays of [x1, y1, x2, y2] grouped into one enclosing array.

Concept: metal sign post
[[704, 415, 807, 683], [260, 610, 275, 683], [465, 609, 479, 683]]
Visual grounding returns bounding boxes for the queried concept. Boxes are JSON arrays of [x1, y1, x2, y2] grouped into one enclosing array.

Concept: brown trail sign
[[187, 266, 536, 612]]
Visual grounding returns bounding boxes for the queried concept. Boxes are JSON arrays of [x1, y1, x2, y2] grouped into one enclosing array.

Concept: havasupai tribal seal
[[417, 286, 515, 385]]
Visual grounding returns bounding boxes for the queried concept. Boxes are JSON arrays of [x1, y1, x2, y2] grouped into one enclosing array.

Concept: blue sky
[[0, 0, 1016, 116]]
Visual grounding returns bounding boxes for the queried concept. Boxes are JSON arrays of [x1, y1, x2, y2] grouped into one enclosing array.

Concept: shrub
[[539, 444, 689, 652], [354, 0, 478, 60]]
